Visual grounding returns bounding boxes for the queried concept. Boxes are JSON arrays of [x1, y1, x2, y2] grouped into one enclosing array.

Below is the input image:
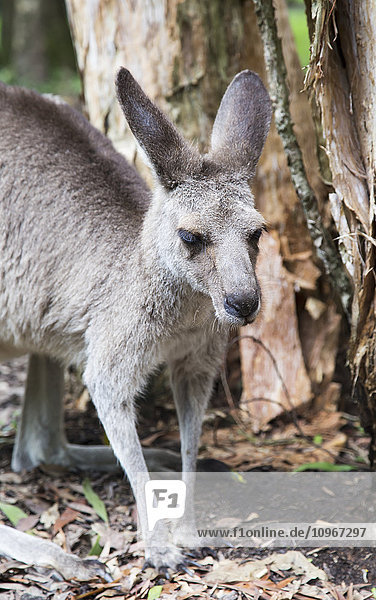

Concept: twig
[[220, 364, 236, 411], [230, 334, 305, 438], [334, 231, 376, 249], [233, 335, 290, 403], [181, 577, 256, 599], [241, 396, 290, 412], [253, 0, 352, 320]]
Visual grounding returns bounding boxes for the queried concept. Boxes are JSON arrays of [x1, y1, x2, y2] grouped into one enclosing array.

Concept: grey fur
[[0, 69, 271, 570]]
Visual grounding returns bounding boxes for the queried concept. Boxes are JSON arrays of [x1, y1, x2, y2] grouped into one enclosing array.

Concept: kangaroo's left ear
[[116, 68, 203, 189], [208, 70, 272, 177]]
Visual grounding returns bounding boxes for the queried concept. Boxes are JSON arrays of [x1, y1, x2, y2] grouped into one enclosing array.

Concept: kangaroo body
[[0, 70, 271, 573]]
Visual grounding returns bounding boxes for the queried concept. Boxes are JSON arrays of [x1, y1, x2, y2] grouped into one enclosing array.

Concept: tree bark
[[253, 0, 353, 319], [240, 0, 342, 429], [304, 0, 376, 461], [253, 0, 375, 455], [11, 0, 47, 83], [65, 0, 259, 170]]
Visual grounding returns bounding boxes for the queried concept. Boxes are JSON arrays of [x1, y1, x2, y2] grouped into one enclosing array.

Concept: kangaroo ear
[[116, 68, 202, 189], [209, 70, 272, 177]]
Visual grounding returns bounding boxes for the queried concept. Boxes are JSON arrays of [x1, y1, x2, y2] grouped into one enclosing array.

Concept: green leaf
[[82, 478, 108, 523], [148, 586, 163, 600], [294, 462, 354, 472], [0, 502, 28, 526], [371, 587, 376, 599], [313, 434, 323, 445], [88, 534, 103, 556], [231, 471, 246, 484], [355, 456, 366, 463]]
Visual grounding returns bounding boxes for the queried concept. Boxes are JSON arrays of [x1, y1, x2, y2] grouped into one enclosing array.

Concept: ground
[[0, 357, 375, 599]]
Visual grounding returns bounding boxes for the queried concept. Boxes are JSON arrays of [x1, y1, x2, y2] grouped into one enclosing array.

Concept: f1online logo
[[145, 480, 186, 531]]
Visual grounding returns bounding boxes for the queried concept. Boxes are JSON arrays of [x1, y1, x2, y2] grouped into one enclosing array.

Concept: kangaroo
[[0, 69, 271, 575]]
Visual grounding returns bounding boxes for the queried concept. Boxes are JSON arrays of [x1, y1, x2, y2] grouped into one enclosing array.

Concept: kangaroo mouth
[[218, 311, 258, 328], [210, 295, 260, 327], [222, 304, 260, 327], [233, 313, 258, 327], [243, 313, 258, 325]]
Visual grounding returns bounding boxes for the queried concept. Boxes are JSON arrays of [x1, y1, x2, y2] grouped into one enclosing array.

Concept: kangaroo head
[[116, 68, 272, 326]]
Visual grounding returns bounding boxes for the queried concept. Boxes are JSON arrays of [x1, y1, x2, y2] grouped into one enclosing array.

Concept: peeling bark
[[256, 0, 375, 457], [304, 0, 376, 461], [240, 234, 312, 431], [239, 0, 341, 424], [253, 0, 353, 319]]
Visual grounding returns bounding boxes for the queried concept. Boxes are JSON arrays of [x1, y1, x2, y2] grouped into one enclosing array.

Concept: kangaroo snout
[[224, 291, 260, 322]]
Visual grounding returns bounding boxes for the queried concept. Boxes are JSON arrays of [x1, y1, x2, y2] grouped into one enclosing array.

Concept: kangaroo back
[[0, 83, 150, 363]]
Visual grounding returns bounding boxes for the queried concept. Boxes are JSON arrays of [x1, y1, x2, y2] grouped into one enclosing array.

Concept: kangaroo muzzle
[[223, 291, 260, 322]]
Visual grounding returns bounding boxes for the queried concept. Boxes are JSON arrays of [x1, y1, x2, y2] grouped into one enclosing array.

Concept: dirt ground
[[0, 356, 375, 599]]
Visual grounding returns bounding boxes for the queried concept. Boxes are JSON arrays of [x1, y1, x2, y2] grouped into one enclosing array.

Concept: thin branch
[[231, 334, 305, 437], [253, 0, 352, 321]]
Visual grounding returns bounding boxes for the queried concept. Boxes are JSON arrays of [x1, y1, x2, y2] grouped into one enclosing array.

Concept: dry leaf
[[245, 512, 260, 521], [16, 515, 40, 532], [92, 522, 135, 550], [215, 518, 242, 528], [75, 388, 90, 412], [0, 473, 23, 485], [204, 559, 268, 584], [40, 503, 60, 529], [264, 551, 327, 582], [204, 551, 327, 585], [53, 507, 80, 533]]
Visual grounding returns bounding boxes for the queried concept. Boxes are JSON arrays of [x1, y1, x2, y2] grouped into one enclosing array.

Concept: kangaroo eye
[[248, 228, 263, 244], [178, 229, 203, 246]]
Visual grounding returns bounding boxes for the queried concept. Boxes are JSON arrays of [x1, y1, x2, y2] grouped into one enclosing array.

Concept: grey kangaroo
[[0, 69, 271, 576]]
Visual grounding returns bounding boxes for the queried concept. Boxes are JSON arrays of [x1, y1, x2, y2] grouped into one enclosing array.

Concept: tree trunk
[[65, 0, 260, 169], [11, 0, 48, 83], [239, 0, 344, 429], [0, 0, 15, 66], [304, 0, 376, 461], [2, 0, 76, 85]]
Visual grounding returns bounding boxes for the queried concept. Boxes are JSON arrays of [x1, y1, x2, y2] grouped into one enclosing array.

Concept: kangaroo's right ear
[[208, 70, 272, 178], [116, 68, 202, 189]]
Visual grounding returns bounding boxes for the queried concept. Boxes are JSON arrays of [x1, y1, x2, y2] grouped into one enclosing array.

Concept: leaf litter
[[0, 358, 374, 599]]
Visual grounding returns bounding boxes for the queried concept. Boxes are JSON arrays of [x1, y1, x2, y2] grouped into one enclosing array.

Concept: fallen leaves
[[147, 584, 163, 599], [40, 501, 60, 528], [204, 552, 327, 584], [16, 513, 40, 532], [1, 496, 375, 600], [0, 355, 374, 599], [198, 397, 361, 472]]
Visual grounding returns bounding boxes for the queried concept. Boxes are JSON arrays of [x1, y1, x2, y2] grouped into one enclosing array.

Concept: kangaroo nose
[[224, 293, 260, 319]]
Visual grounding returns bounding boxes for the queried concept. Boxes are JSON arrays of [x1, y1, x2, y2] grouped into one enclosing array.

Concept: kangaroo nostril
[[224, 293, 259, 318]]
